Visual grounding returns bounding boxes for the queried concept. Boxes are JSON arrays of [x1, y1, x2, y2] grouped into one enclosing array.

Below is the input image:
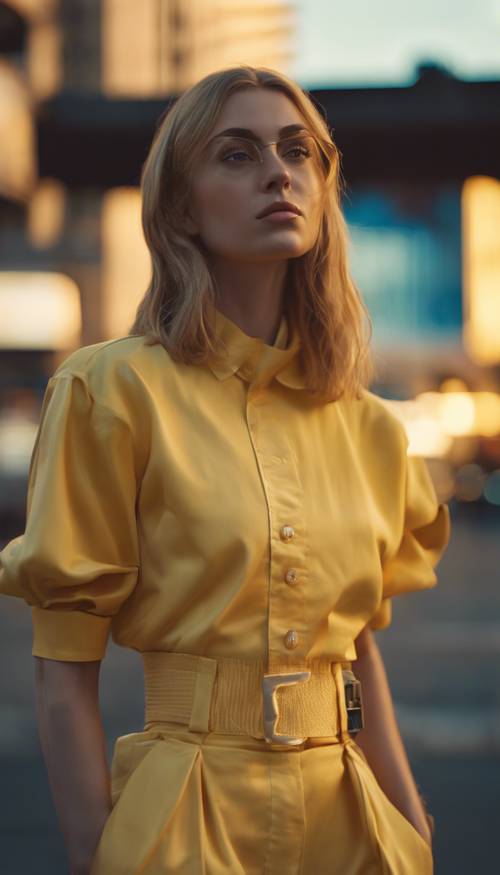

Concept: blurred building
[[0, 0, 500, 516], [103, 0, 295, 96], [0, 0, 295, 351]]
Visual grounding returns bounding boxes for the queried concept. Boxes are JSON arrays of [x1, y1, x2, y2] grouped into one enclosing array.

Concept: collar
[[208, 306, 307, 390]]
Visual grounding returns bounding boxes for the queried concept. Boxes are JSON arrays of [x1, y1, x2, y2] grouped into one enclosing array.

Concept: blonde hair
[[128, 64, 374, 402]]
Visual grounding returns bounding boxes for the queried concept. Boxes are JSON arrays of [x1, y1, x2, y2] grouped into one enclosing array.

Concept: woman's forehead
[[214, 89, 304, 137]]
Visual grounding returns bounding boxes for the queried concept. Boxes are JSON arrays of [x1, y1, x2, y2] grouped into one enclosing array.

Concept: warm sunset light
[[462, 176, 500, 365], [383, 389, 500, 458], [101, 187, 150, 338], [28, 178, 66, 249], [1, 3, 499, 866], [0, 61, 35, 201], [0, 272, 81, 349], [101, 0, 295, 96]]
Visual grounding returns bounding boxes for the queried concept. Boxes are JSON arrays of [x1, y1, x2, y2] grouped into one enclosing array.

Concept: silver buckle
[[342, 668, 364, 736], [262, 670, 311, 745]]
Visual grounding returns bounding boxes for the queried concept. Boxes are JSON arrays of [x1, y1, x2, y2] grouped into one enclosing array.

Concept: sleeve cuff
[[31, 606, 112, 661]]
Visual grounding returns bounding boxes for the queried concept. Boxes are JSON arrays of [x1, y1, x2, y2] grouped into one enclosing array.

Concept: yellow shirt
[[0, 308, 451, 669]]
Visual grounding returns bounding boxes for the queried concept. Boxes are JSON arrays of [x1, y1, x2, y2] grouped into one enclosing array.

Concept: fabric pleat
[[89, 726, 433, 875]]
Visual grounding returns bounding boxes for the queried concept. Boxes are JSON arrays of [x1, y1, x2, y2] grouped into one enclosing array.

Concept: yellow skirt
[[89, 653, 433, 874]]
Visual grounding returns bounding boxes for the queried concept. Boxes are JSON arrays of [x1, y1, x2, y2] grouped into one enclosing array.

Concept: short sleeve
[[0, 373, 140, 661], [369, 445, 451, 632]]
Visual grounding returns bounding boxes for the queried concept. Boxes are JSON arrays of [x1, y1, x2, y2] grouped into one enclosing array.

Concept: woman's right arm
[[34, 656, 113, 875]]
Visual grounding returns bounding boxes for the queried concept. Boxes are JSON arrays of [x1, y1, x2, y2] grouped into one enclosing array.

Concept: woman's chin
[[249, 239, 309, 260]]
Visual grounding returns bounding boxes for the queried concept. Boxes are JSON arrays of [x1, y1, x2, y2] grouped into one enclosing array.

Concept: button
[[284, 630, 299, 649], [280, 525, 295, 541], [285, 568, 298, 585]]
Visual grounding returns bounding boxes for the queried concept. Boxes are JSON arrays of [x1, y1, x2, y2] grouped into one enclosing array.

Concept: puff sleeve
[[0, 373, 140, 661], [369, 438, 451, 632]]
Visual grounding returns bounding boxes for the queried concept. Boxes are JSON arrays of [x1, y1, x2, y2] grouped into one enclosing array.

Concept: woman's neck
[[210, 256, 289, 345]]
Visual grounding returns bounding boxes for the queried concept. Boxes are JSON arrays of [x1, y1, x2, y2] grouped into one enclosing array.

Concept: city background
[[0, 1, 499, 873]]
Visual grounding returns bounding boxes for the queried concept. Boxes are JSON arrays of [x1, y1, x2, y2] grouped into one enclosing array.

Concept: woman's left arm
[[352, 624, 433, 848]]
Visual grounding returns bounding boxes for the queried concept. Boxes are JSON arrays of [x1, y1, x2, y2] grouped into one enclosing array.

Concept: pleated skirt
[[89, 720, 434, 875]]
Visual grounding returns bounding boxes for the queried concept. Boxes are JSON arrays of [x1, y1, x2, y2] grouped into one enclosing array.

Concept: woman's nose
[[260, 151, 292, 188]]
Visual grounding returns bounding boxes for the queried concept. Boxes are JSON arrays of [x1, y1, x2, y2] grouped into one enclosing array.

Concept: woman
[[0, 65, 451, 874]]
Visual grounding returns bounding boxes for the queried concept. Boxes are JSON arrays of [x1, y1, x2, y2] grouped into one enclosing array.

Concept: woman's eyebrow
[[212, 124, 308, 142]]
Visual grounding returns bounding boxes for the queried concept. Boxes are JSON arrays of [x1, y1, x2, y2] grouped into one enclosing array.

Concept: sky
[[291, 0, 500, 88]]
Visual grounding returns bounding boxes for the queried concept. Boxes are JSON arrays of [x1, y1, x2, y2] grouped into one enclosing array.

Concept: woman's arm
[[351, 625, 433, 848], [34, 656, 113, 875]]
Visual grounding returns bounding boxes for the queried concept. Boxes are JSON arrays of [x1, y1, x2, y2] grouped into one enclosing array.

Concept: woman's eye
[[218, 141, 312, 164], [285, 146, 311, 160], [221, 150, 252, 162]]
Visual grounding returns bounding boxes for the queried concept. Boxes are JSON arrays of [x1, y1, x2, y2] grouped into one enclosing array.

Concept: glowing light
[[473, 393, 500, 437], [406, 415, 453, 458], [28, 178, 66, 249], [0, 412, 38, 475], [0, 272, 81, 349], [28, 12, 62, 100], [383, 387, 500, 457], [439, 392, 476, 436], [462, 176, 500, 364], [381, 397, 452, 458], [0, 61, 35, 201], [101, 188, 150, 339], [439, 377, 468, 393]]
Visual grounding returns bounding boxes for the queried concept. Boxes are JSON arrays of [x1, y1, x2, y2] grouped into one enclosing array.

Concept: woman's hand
[[352, 626, 435, 851], [34, 657, 112, 874], [402, 804, 433, 848], [70, 861, 95, 875], [418, 805, 435, 848]]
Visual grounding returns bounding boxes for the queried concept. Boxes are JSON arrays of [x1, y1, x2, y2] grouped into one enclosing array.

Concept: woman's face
[[184, 88, 326, 263]]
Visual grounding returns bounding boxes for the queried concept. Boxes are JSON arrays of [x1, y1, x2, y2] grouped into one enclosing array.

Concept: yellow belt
[[141, 651, 359, 746]]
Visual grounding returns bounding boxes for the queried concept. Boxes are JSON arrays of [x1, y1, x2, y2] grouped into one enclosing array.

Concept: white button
[[284, 630, 299, 649], [280, 525, 295, 541], [285, 568, 298, 585]]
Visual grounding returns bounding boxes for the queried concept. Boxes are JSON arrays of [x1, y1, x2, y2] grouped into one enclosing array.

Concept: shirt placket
[[244, 375, 309, 676]]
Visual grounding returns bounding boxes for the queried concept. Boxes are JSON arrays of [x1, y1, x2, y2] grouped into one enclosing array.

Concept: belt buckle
[[262, 670, 311, 745], [342, 668, 364, 736]]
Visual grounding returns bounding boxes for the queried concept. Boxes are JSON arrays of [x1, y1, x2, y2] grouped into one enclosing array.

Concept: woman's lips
[[259, 211, 301, 222]]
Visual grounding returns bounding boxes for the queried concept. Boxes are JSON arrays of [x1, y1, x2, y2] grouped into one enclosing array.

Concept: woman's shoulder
[[340, 387, 408, 454], [49, 334, 163, 417], [52, 334, 143, 373]]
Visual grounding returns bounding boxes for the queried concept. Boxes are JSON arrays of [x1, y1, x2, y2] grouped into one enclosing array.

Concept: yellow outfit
[[0, 307, 451, 874]]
